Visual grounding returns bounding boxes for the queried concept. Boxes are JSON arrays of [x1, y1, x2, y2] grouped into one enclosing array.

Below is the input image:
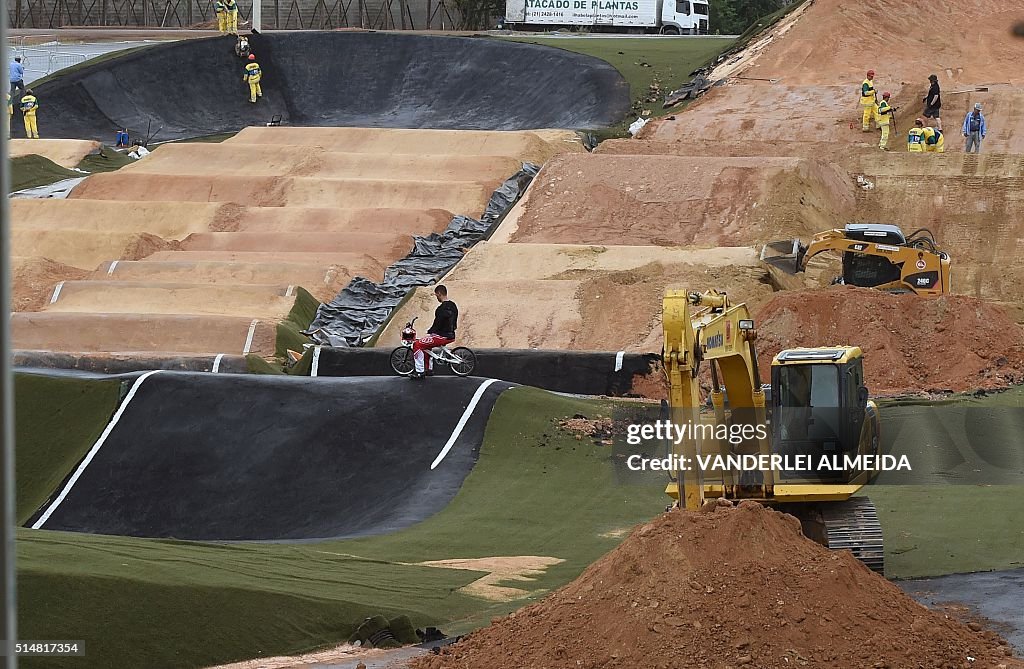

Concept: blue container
[[115, 131, 129, 146]]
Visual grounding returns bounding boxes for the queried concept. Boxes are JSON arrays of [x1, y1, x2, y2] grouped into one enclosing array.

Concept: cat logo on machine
[[916, 259, 927, 270], [850, 243, 867, 252]]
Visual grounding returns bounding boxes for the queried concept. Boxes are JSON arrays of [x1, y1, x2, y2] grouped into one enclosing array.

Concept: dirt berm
[[754, 286, 1024, 396], [413, 502, 1022, 669]]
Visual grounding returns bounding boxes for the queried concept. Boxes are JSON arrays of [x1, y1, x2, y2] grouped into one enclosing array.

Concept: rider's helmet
[[401, 324, 416, 342]]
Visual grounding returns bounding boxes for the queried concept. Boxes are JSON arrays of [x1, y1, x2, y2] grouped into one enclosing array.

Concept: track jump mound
[[415, 502, 1023, 669], [508, 154, 855, 247], [755, 286, 1024, 396], [29, 32, 629, 141], [29, 372, 511, 540]]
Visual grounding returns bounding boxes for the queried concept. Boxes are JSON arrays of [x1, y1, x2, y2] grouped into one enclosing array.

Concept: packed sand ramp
[[11, 130, 582, 357], [379, 242, 774, 353], [8, 139, 101, 169], [415, 502, 1023, 669]]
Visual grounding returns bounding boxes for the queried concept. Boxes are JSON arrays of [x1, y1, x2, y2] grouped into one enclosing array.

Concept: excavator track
[[820, 497, 885, 574]]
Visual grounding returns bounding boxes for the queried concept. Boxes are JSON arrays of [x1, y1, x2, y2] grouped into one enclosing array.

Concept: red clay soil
[[12, 258, 88, 312], [754, 286, 1024, 396], [736, 0, 1024, 86], [414, 501, 1022, 669]]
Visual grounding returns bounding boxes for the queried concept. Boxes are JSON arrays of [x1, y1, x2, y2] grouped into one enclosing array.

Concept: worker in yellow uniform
[[860, 69, 878, 132], [214, 0, 226, 33], [243, 54, 262, 103], [224, 0, 238, 35], [922, 125, 945, 153], [907, 118, 927, 153], [876, 91, 894, 150], [20, 89, 39, 139]]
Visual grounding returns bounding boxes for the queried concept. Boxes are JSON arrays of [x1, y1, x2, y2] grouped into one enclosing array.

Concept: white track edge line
[[32, 370, 164, 529], [311, 346, 321, 377], [49, 281, 65, 304], [614, 350, 625, 372], [431, 378, 499, 470], [212, 353, 225, 373], [106, 260, 119, 276], [242, 319, 259, 355]]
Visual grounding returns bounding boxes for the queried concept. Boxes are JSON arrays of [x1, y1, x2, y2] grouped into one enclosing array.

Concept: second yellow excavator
[[761, 223, 951, 295], [662, 288, 885, 572]]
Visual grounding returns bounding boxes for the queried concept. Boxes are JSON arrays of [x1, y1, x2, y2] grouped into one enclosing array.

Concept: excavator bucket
[[759, 239, 806, 274]]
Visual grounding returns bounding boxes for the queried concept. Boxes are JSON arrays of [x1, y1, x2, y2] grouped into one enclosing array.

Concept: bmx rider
[[410, 285, 458, 379]]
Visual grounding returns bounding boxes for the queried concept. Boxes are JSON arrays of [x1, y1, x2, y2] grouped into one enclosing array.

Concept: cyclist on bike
[[410, 284, 458, 379]]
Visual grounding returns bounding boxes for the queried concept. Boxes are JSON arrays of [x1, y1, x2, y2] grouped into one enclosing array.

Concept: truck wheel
[[663, 26, 680, 35]]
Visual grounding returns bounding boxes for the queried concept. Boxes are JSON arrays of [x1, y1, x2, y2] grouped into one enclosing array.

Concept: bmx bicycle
[[389, 317, 477, 377]]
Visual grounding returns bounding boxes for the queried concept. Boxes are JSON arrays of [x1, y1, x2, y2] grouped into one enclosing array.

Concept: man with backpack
[[962, 103, 986, 153]]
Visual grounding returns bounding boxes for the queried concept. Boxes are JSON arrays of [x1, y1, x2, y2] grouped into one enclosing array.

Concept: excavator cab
[[771, 348, 878, 484]]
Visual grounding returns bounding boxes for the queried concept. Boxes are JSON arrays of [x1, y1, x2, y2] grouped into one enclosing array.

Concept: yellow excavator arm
[[662, 289, 770, 510], [661, 288, 886, 572]]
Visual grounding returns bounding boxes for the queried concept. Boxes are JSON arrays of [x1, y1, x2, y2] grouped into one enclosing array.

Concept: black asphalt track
[[22, 32, 631, 141], [31, 372, 512, 540]]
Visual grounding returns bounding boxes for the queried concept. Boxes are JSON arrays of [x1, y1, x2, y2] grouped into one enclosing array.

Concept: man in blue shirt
[[9, 57, 25, 97], [962, 103, 987, 153]]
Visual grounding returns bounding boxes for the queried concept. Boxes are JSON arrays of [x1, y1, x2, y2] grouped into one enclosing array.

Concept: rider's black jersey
[[428, 300, 458, 339]]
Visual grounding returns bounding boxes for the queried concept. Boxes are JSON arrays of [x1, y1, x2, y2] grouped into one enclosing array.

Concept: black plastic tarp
[[305, 163, 539, 347]]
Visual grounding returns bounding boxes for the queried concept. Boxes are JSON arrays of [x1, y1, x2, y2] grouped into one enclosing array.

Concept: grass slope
[[18, 385, 666, 668], [10, 154, 80, 191], [869, 385, 1024, 578], [15, 373, 122, 523], [500, 36, 733, 132]]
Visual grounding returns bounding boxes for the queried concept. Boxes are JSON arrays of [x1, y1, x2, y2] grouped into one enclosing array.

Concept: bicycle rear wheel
[[390, 347, 415, 375], [449, 347, 476, 376]]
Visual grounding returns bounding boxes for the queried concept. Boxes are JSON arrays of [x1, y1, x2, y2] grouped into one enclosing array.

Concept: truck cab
[[660, 0, 708, 34]]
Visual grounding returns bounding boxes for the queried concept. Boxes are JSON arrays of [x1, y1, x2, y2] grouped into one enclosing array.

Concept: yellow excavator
[[761, 223, 951, 295], [662, 289, 884, 572]]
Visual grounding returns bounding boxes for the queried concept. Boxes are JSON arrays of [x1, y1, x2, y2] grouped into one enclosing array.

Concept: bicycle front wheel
[[449, 347, 476, 377], [390, 347, 415, 375]]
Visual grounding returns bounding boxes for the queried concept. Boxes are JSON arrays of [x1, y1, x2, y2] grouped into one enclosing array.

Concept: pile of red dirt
[[754, 286, 1024, 396], [413, 502, 1022, 669]]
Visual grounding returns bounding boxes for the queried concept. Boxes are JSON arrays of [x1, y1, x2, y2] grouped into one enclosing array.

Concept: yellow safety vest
[[860, 78, 876, 105], [907, 128, 925, 152], [19, 95, 37, 114], [876, 99, 891, 125]]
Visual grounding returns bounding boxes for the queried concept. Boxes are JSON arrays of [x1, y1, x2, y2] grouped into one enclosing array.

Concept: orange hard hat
[[248, 54, 256, 60], [867, 69, 875, 77], [882, 91, 891, 98]]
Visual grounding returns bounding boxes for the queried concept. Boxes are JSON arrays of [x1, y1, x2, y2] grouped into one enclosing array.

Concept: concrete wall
[[9, 0, 465, 29]]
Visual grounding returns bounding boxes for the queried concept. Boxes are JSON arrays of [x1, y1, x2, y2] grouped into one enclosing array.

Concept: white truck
[[503, 0, 709, 34]]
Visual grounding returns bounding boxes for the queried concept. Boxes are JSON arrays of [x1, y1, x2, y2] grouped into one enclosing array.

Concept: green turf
[[10, 154, 81, 191], [867, 384, 1024, 578], [14, 373, 122, 524], [17, 386, 666, 668], [275, 286, 321, 361], [498, 36, 733, 135], [75, 144, 133, 174], [869, 485, 1024, 579]]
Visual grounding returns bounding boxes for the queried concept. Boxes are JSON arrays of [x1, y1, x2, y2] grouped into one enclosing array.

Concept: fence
[[7, 35, 90, 78], [8, 0, 471, 30]]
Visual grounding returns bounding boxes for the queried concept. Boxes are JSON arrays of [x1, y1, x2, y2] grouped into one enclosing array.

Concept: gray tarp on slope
[[306, 163, 539, 347]]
